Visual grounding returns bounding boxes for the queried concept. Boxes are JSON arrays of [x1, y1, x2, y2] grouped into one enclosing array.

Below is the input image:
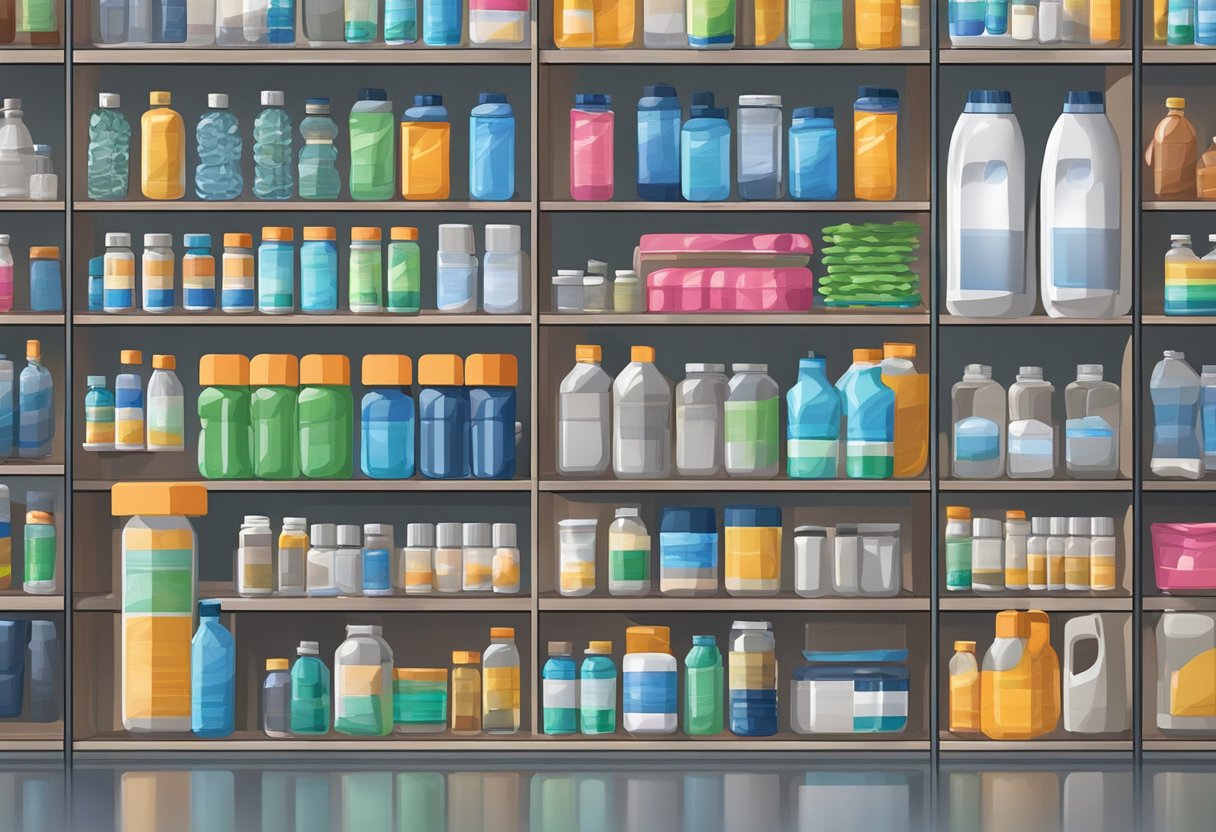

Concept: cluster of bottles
[[1153, 0, 1216, 46], [946, 0, 1119, 44], [0, 340, 54, 461], [0, 99, 57, 201], [553, 0, 921, 49], [557, 343, 928, 481], [950, 363, 1121, 481], [0, 0, 57, 44], [949, 610, 1128, 739], [87, 89, 516, 202], [947, 89, 1125, 319], [0, 485, 56, 594], [236, 516, 521, 597], [93, 0, 527, 46], [83, 351, 183, 453], [558, 506, 903, 598], [1156, 611, 1216, 734], [1164, 234, 1216, 316], [166, 352, 519, 480], [88, 224, 523, 316], [571, 85, 897, 202], [551, 259, 643, 314], [0, 236, 61, 312], [1149, 350, 1216, 480], [945, 507, 1118, 594], [1147, 98, 1216, 202], [0, 619, 60, 723]]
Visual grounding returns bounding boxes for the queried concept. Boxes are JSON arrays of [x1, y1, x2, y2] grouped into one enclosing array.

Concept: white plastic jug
[[1007, 366, 1055, 479], [947, 90, 1030, 319], [1157, 611, 1216, 733], [1040, 91, 1126, 319], [612, 346, 673, 479], [557, 344, 612, 476], [1063, 613, 1129, 734]]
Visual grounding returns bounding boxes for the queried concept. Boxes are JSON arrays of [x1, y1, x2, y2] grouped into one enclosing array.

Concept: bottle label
[[484, 666, 520, 712], [580, 676, 616, 711], [86, 402, 116, 445], [623, 669, 676, 714], [147, 394, 184, 448], [104, 255, 135, 309], [24, 530, 55, 582], [610, 548, 649, 582], [362, 549, 391, 590], [543, 677, 576, 710], [123, 528, 193, 614]]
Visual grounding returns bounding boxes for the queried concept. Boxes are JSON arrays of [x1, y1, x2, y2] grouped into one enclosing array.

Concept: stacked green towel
[[817, 221, 923, 308]]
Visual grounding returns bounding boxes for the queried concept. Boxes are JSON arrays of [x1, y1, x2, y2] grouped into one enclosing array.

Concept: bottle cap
[[615, 506, 640, 519], [198, 354, 250, 386], [208, 93, 229, 109], [794, 525, 829, 537], [626, 625, 671, 655], [1031, 517, 1050, 535], [586, 641, 612, 654], [1167, 97, 1186, 109], [305, 98, 330, 114], [224, 232, 253, 248], [1165, 350, 1185, 360], [351, 226, 381, 242], [1171, 234, 1192, 242], [492, 522, 516, 548], [262, 226, 294, 242], [548, 642, 573, 656], [738, 94, 781, 107], [298, 641, 319, 656], [1050, 516, 1068, 536], [452, 650, 480, 665], [692, 635, 716, 647], [391, 226, 419, 242], [337, 524, 361, 547], [484, 224, 521, 252], [574, 93, 611, 106], [1069, 517, 1091, 535], [946, 506, 972, 520], [261, 90, 285, 107], [794, 106, 834, 120], [1090, 516, 1115, 536], [418, 354, 464, 386], [282, 517, 307, 531], [643, 83, 677, 99], [954, 640, 976, 652], [1064, 90, 1104, 113], [266, 658, 289, 671], [436, 522, 462, 548], [437, 224, 475, 254], [724, 505, 781, 528], [615, 269, 638, 281], [1005, 510, 1026, 521], [994, 611, 1030, 639], [1017, 366, 1044, 379], [184, 233, 211, 248], [99, 92, 120, 108], [87, 375, 106, 387], [32, 144, 50, 156], [149, 91, 171, 106], [362, 354, 413, 386], [300, 354, 350, 386], [586, 260, 608, 277], [413, 94, 443, 107], [853, 348, 882, 363], [244, 515, 271, 526], [465, 353, 518, 387], [28, 246, 59, 259], [120, 349, 142, 365], [972, 517, 1002, 538], [631, 346, 656, 363], [363, 523, 389, 538], [478, 92, 508, 105], [359, 88, 388, 101], [251, 354, 299, 387], [105, 232, 131, 248], [1076, 364, 1104, 380], [311, 523, 336, 547], [963, 363, 990, 378], [88, 255, 103, 276], [490, 627, 515, 639], [463, 522, 491, 548], [198, 599, 221, 618], [142, 233, 172, 249], [659, 506, 716, 534], [152, 354, 175, 371], [883, 343, 917, 359], [575, 345, 602, 363], [686, 363, 726, 374], [111, 483, 208, 517], [303, 226, 336, 241], [407, 523, 435, 548], [731, 620, 772, 631], [730, 363, 767, 373]]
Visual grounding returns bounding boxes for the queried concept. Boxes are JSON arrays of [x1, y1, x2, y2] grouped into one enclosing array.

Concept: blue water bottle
[[191, 599, 235, 738], [88, 256, 105, 312], [467, 353, 517, 479], [949, 0, 986, 36], [637, 83, 682, 201], [153, 0, 187, 42], [300, 227, 339, 314], [787, 351, 842, 478], [418, 354, 471, 479], [18, 339, 53, 459], [984, 0, 1007, 34], [681, 91, 731, 202], [28, 247, 62, 313], [360, 354, 416, 479], [469, 93, 515, 201], [424, 0, 463, 45], [789, 107, 837, 200]]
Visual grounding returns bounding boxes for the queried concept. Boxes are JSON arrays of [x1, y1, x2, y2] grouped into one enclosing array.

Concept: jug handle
[[1065, 621, 1105, 685], [1144, 141, 1155, 167]]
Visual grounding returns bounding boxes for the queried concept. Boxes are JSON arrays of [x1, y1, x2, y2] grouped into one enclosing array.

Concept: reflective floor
[[1, 753, 1214, 831]]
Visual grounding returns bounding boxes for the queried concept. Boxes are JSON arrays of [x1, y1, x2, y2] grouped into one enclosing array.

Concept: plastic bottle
[[360, 354, 415, 479], [681, 91, 731, 202], [554, 0, 595, 47], [401, 522, 434, 594], [542, 641, 577, 735], [558, 344, 612, 476], [489, 522, 519, 594], [220, 233, 255, 313], [346, 227, 383, 313], [1003, 509, 1030, 591], [1048, 516, 1067, 590], [349, 89, 396, 201], [879, 342, 929, 478], [0, 235, 10, 312], [613, 345, 673, 478], [980, 610, 1062, 740], [1007, 366, 1056, 479], [724, 363, 780, 478], [141, 91, 185, 200], [431, 521, 461, 593], [483, 223, 524, 314], [344, 0, 377, 40], [728, 620, 777, 736], [385, 0, 418, 42], [1089, 516, 1116, 591], [1200, 0, 1216, 45], [26, 143, 56, 201], [1065, 516, 1091, 591], [737, 95, 783, 200], [191, 599, 235, 738], [971, 517, 1003, 592], [1168, 0, 1195, 43], [401, 95, 451, 201], [27, 620, 60, 724], [334, 624, 393, 735], [951, 364, 1006, 479], [785, 351, 840, 478], [17, 490, 53, 594], [253, 91, 293, 200], [423, 0, 463, 44], [1040, 0, 1064, 41], [298, 354, 353, 479], [83, 375, 115, 451], [182, 234, 215, 311], [579, 641, 616, 734], [608, 507, 650, 595], [101, 233, 135, 314], [307, 522, 338, 596], [1041, 91, 1125, 318], [948, 641, 980, 733], [357, 523, 390, 596], [1027, 516, 1049, 590], [0, 99, 34, 199], [983, 0, 1007, 32], [418, 354, 471, 479], [114, 482, 207, 732], [295, 226, 337, 314], [290, 641, 330, 735], [1064, 364, 1121, 480], [469, 93, 515, 201], [681, 634, 723, 736], [335, 523, 362, 594], [140, 233, 174, 314], [623, 625, 677, 734], [854, 86, 899, 201], [946, 90, 1030, 318], [1152, 350, 1205, 479], [1200, 141, 1216, 199], [263, 659, 291, 738], [459, 521, 491, 591], [673, 363, 726, 477], [436, 223, 478, 313], [87, 93, 131, 200], [195, 93, 242, 201], [386, 227, 422, 314], [788, 106, 837, 200], [1147, 98, 1198, 200], [87, 255, 105, 313], [144, 354, 184, 452], [273, 516, 306, 596], [570, 94, 614, 201], [640, 0, 683, 45], [467, 353, 518, 479], [659, 506, 718, 595], [27, 246, 61, 313], [238, 515, 274, 597], [257, 226, 294, 314], [637, 84, 682, 201], [0, 618, 25, 717], [451, 650, 481, 734], [837, 348, 894, 478], [197, 354, 253, 478], [293, 99, 342, 202], [0, 357, 11, 461], [483, 627, 521, 734], [1203, 364, 1216, 470], [13, 339, 52, 459], [945, 506, 973, 591]]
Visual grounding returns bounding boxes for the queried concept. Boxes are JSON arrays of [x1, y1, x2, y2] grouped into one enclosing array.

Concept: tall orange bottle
[[141, 91, 185, 201], [594, 0, 635, 46], [856, 0, 900, 49], [400, 94, 451, 201], [880, 342, 929, 478], [980, 610, 1061, 740]]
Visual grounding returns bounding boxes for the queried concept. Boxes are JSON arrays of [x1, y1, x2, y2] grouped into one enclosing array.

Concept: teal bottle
[[786, 351, 842, 479], [837, 358, 895, 479], [684, 634, 723, 735], [579, 642, 617, 735], [542, 641, 577, 735], [290, 640, 331, 735]]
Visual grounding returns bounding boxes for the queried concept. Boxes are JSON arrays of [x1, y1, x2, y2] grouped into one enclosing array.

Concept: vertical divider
[[529, 11, 542, 737], [929, 0, 941, 772], [63, 4, 74, 767], [1131, 2, 1144, 768]]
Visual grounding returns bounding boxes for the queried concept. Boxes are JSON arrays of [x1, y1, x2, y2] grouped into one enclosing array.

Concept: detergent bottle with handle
[[980, 610, 1061, 740], [1064, 613, 1129, 734], [880, 342, 928, 478], [1156, 611, 1216, 733]]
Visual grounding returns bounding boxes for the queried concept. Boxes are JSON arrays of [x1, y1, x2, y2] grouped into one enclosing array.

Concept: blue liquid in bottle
[[789, 107, 837, 201], [786, 352, 841, 478], [253, 90, 294, 201], [681, 91, 731, 202], [637, 83, 682, 201], [469, 93, 516, 201], [191, 599, 235, 738], [195, 93, 243, 201]]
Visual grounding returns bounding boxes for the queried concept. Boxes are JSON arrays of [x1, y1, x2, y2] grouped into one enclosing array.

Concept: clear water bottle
[[195, 93, 243, 201], [253, 90, 294, 200], [0, 99, 36, 198], [298, 98, 340, 200], [1151, 350, 1205, 480]]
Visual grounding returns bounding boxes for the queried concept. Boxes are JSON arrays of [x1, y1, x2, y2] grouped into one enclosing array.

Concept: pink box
[[638, 233, 814, 256], [647, 267, 814, 313], [1152, 522, 1216, 591]]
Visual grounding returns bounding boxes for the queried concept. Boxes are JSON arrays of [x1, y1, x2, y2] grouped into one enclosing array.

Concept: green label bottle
[[387, 228, 422, 313], [683, 635, 723, 735]]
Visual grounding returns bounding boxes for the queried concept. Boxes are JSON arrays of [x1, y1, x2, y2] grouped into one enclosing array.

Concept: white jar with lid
[[558, 518, 597, 596], [613, 269, 643, 313], [794, 525, 830, 597], [971, 517, 1004, 593], [552, 270, 585, 313], [238, 515, 273, 597]]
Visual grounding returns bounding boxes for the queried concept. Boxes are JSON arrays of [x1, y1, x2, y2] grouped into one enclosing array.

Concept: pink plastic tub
[[1152, 522, 1216, 592], [646, 267, 814, 313]]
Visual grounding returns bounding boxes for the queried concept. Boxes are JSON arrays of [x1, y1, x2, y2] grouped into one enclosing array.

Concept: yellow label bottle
[[1088, 0, 1120, 45], [594, 0, 636, 46], [141, 91, 185, 201], [856, 0, 900, 50], [753, 0, 786, 46], [854, 86, 899, 201], [400, 94, 451, 201], [555, 0, 596, 47]]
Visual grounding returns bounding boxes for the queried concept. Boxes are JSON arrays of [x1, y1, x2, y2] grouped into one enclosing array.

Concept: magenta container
[[646, 267, 814, 313], [1152, 522, 1216, 592], [569, 94, 614, 201]]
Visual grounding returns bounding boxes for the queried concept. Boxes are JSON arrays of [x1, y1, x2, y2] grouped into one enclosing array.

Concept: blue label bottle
[[267, 0, 297, 43], [837, 356, 895, 479], [789, 107, 838, 201], [469, 93, 516, 202], [423, 0, 463, 45], [191, 599, 236, 738], [466, 353, 517, 480], [787, 351, 842, 478], [18, 340, 53, 459], [637, 83, 682, 201], [360, 354, 416, 479], [681, 91, 731, 202], [418, 354, 471, 479]]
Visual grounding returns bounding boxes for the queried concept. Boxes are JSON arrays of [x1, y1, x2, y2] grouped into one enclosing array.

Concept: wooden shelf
[[939, 48, 1131, 64], [1143, 597, 1216, 611], [940, 739, 1133, 752], [0, 49, 64, 64], [0, 314, 65, 325], [541, 478, 929, 492], [1143, 315, 1216, 325], [75, 593, 530, 613], [540, 596, 930, 611], [541, 200, 929, 212], [940, 316, 1131, 325], [74, 200, 530, 212], [73, 48, 531, 64], [1143, 201, 1216, 211], [540, 48, 929, 65], [1143, 48, 1216, 64], [1144, 480, 1216, 491], [74, 313, 530, 326], [0, 595, 64, 612], [541, 312, 928, 325], [0, 740, 63, 751], [940, 480, 1132, 492], [1143, 740, 1216, 751], [73, 478, 531, 492], [0, 200, 63, 211], [0, 463, 64, 476], [940, 597, 1132, 612]]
